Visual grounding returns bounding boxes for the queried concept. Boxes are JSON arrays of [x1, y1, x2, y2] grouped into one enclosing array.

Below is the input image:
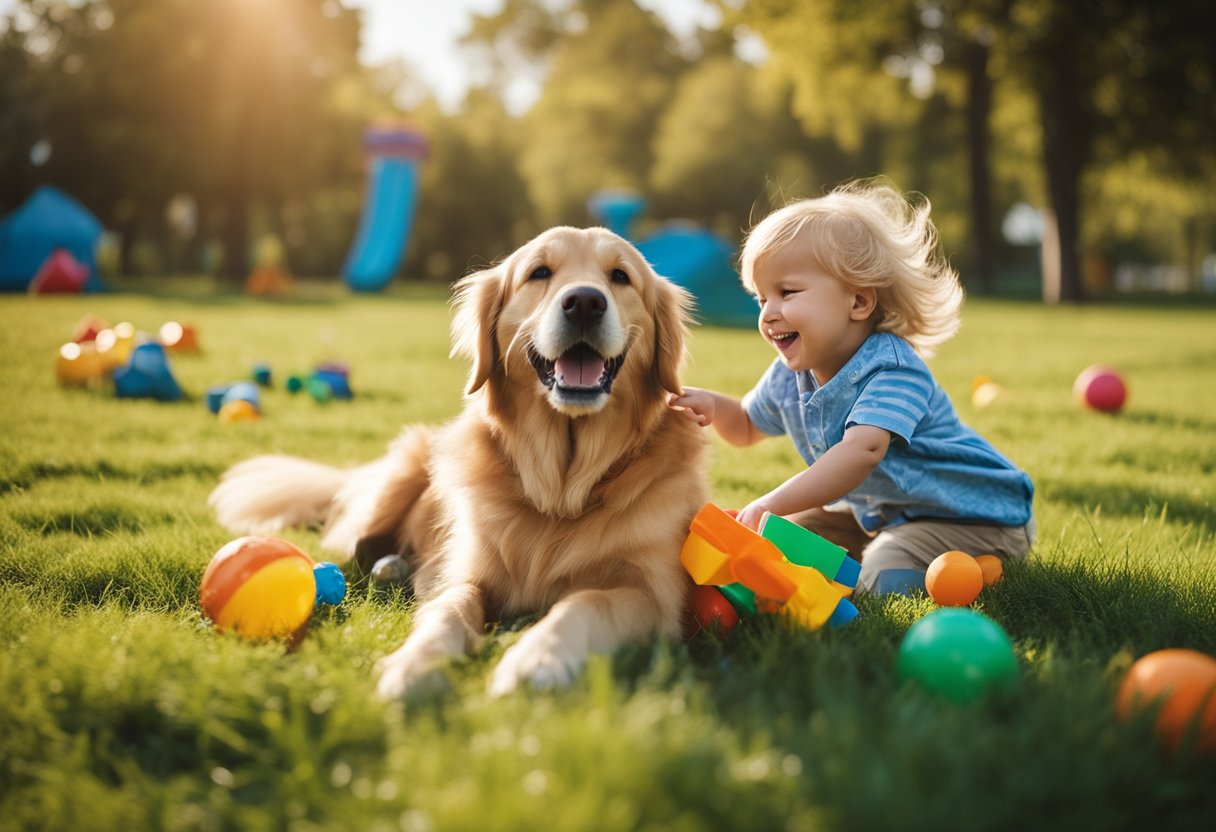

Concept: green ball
[[897, 608, 1018, 702]]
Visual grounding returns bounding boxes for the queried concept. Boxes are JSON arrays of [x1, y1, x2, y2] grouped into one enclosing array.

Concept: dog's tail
[[209, 454, 351, 538], [208, 426, 435, 562]]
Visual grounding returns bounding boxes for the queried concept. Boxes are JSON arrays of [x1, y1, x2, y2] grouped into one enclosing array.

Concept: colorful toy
[[1074, 364, 1127, 413], [159, 321, 199, 353], [1117, 648, 1216, 754], [313, 562, 347, 608], [925, 551, 984, 606], [370, 553, 412, 587], [897, 608, 1019, 702], [287, 362, 353, 402], [73, 313, 112, 344], [199, 536, 317, 640], [218, 400, 260, 423], [975, 554, 1004, 586], [55, 341, 107, 386], [252, 362, 273, 387], [681, 503, 859, 631], [113, 342, 183, 401], [95, 322, 137, 371], [688, 585, 740, 637]]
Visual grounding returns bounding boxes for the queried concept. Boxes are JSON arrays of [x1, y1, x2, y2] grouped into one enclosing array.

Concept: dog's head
[[451, 227, 692, 417]]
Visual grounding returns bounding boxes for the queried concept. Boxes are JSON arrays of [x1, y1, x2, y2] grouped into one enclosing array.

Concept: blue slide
[[342, 128, 428, 292]]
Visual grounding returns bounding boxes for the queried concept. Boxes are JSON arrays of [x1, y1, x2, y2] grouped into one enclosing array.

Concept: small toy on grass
[[199, 536, 317, 640], [975, 554, 1004, 586], [970, 374, 1004, 409], [218, 400, 260, 423], [72, 313, 112, 344], [55, 341, 107, 386], [113, 342, 183, 401], [95, 322, 137, 371], [313, 562, 347, 608], [287, 362, 353, 402], [897, 608, 1019, 702], [208, 381, 262, 421], [681, 503, 859, 632], [251, 362, 273, 387], [159, 321, 199, 353], [1117, 648, 1216, 754], [925, 550, 984, 606], [371, 554, 412, 587], [1074, 364, 1127, 413]]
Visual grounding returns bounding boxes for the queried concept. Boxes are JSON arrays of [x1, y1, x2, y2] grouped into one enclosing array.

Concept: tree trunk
[[1037, 54, 1086, 304], [964, 39, 995, 294]]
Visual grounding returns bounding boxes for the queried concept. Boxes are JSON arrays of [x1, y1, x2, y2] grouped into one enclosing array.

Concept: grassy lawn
[[2, 282, 1215, 831]]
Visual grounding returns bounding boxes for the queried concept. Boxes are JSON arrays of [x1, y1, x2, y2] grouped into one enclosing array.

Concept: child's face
[[751, 243, 872, 380]]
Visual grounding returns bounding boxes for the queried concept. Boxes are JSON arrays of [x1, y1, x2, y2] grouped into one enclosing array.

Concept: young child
[[668, 180, 1035, 594]]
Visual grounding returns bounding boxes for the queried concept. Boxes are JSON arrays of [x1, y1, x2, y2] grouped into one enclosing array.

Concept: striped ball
[[200, 537, 316, 639]]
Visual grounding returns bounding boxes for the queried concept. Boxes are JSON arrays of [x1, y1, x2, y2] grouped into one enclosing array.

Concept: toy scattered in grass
[[975, 554, 1004, 586], [688, 585, 740, 637], [925, 550, 984, 606], [1117, 648, 1216, 754], [159, 321, 199, 353], [199, 536, 317, 640], [95, 322, 137, 371], [1074, 364, 1127, 413], [286, 362, 353, 402], [370, 554, 412, 587], [681, 503, 859, 632], [113, 342, 183, 401], [55, 341, 107, 386], [897, 608, 1019, 702], [251, 362, 273, 387], [218, 400, 260, 423], [72, 313, 111, 344], [313, 562, 347, 608]]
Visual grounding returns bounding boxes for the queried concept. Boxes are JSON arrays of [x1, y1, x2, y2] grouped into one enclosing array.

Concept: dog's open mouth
[[529, 343, 625, 398]]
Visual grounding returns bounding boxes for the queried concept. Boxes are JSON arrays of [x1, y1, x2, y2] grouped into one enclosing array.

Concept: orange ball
[[975, 554, 1004, 586], [925, 551, 983, 607], [1117, 649, 1216, 753]]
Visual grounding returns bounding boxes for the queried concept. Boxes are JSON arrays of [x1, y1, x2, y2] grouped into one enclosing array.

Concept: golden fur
[[209, 227, 707, 697]]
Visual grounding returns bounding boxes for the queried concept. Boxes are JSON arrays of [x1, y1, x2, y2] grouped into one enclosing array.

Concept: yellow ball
[[199, 537, 316, 640], [218, 400, 260, 423]]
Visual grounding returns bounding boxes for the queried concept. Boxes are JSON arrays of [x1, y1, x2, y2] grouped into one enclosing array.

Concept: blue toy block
[[113, 342, 182, 402], [834, 556, 862, 589], [251, 362, 272, 387], [826, 597, 860, 627], [221, 381, 261, 410], [206, 383, 233, 413], [873, 569, 926, 597]]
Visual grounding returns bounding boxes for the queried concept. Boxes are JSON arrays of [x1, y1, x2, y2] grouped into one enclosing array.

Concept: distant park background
[[1, 0, 1214, 304]]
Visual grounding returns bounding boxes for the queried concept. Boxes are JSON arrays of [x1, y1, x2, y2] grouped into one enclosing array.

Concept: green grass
[[2, 284, 1215, 831]]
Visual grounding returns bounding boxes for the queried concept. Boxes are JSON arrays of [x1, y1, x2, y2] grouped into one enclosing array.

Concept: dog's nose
[[561, 287, 607, 326]]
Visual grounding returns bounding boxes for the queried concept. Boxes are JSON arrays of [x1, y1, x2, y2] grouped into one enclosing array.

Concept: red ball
[[688, 585, 739, 637], [1074, 365, 1127, 413]]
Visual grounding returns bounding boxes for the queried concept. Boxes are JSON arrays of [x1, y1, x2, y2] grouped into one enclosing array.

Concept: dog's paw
[[374, 651, 449, 702], [488, 634, 581, 697]]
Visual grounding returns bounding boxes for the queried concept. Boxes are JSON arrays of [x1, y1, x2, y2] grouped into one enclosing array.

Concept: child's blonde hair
[[740, 179, 964, 358]]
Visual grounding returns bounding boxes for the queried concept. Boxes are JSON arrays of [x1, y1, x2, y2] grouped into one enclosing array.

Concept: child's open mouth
[[771, 331, 799, 356]]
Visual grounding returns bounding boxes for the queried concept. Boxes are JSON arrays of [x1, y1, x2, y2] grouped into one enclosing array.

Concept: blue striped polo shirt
[[742, 331, 1034, 532]]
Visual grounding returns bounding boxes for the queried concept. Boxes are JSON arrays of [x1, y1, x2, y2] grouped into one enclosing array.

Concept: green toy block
[[761, 513, 848, 578], [719, 582, 757, 616]]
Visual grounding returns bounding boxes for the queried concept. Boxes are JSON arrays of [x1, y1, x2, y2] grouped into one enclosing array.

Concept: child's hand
[[666, 387, 715, 427], [736, 501, 773, 531]]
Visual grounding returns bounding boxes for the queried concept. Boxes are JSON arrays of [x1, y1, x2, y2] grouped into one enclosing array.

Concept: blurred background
[[1, 0, 1213, 303]]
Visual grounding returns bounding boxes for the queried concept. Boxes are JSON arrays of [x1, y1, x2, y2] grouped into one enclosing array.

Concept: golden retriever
[[209, 227, 707, 697]]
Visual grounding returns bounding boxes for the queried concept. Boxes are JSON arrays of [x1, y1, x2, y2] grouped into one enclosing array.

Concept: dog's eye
[[610, 268, 630, 285], [529, 266, 552, 281]]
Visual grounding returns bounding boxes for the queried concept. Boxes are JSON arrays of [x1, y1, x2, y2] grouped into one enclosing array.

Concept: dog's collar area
[[529, 343, 625, 396]]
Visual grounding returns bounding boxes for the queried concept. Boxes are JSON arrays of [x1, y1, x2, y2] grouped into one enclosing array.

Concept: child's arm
[[666, 387, 767, 447], [736, 425, 891, 529]]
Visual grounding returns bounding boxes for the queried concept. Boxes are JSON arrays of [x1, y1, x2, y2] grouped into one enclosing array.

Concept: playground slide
[[342, 158, 420, 291]]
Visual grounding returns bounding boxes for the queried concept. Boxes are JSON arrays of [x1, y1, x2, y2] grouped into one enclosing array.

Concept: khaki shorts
[[789, 505, 1036, 594]]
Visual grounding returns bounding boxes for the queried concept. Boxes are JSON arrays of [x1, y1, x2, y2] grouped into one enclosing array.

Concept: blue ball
[[313, 562, 347, 607], [221, 381, 261, 409]]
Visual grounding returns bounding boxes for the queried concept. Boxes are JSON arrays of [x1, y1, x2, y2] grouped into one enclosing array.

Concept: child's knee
[[857, 542, 926, 596]]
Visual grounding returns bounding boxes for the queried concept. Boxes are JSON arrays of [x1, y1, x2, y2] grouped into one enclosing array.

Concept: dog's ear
[[654, 277, 694, 394], [450, 265, 506, 394]]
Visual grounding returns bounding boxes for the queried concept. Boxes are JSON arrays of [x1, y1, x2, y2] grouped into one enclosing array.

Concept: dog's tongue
[[555, 345, 605, 389]]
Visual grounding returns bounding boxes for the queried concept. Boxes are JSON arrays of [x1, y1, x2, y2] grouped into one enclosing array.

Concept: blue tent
[[0, 186, 104, 292]]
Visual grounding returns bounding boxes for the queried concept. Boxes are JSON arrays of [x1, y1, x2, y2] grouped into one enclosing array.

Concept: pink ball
[[1074, 365, 1127, 413]]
